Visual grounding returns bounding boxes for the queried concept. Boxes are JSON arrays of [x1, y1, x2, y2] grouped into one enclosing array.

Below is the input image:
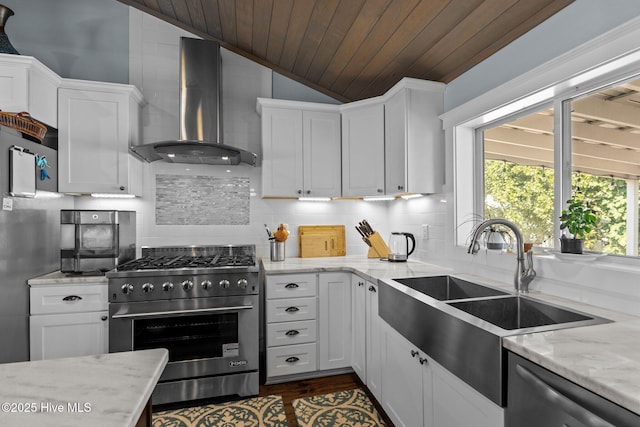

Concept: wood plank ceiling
[[116, 0, 574, 103]]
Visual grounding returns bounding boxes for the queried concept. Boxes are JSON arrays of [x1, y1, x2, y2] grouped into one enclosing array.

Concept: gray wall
[[2, 0, 129, 84], [444, 0, 640, 111]]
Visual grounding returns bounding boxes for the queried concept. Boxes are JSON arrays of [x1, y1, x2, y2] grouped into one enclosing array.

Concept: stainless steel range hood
[[130, 38, 257, 166]]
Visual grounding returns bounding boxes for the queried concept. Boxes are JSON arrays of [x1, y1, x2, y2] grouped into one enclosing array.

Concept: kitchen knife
[[355, 225, 366, 238], [363, 220, 374, 235]]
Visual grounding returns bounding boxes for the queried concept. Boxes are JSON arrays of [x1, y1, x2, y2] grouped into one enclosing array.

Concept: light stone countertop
[[28, 271, 107, 286], [262, 255, 640, 416], [0, 349, 168, 427]]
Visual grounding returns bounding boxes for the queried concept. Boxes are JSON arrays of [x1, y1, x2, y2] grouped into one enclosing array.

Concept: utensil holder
[[270, 240, 285, 261]]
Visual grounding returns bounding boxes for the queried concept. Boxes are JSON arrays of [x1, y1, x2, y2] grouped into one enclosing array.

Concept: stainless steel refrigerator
[[0, 127, 73, 363]]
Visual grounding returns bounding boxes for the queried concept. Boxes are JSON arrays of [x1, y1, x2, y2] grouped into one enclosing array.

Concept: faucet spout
[[467, 219, 536, 293]]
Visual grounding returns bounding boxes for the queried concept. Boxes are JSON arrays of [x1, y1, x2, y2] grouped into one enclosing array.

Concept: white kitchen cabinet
[[351, 276, 367, 382], [0, 54, 61, 127], [29, 282, 108, 361], [341, 102, 385, 197], [351, 276, 383, 402], [365, 281, 382, 401], [58, 79, 144, 196], [258, 99, 341, 198], [431, 357, 504, 427], [384, 80, 445, 195], [380, 320, 432, 427], [318, 272, 351, 370], [265, 273, 319, 379]]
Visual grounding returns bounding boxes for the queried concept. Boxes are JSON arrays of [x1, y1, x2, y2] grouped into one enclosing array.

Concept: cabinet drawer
[[267, 343, 317, 377], [267, 297, 316, 322], [267, 320, 317, 347], [266, 274, 316, 299], [30, 284, 108, 315]]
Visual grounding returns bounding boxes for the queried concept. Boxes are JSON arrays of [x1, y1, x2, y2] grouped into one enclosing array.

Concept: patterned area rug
[[152, 395, 287, 427], [292, 388, 387, 427]]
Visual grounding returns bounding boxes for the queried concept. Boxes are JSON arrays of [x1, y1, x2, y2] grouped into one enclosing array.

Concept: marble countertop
[[262, 255, 640, 415], [28, 271, 107, 286], [0, 349, 168, 427]]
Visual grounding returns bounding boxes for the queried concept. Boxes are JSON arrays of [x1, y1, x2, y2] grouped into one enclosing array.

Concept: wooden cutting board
[[299, 225, 346, 258]]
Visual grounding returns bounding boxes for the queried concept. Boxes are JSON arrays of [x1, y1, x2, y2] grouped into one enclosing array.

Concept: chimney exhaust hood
[[130, 38, 257, 166]]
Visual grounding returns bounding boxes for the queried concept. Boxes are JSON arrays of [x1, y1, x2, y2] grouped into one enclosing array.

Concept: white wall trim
[[440, 14, 640, 128]]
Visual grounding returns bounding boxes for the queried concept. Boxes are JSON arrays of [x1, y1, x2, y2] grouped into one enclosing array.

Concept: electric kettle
[[388, 232, 416, 262]]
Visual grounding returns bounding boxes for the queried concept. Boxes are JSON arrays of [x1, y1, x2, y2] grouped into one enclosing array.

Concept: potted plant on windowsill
[[559, 197, 597, 254]]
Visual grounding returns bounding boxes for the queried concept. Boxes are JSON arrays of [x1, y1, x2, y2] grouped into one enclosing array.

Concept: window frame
[[448, 18, 640, 261]]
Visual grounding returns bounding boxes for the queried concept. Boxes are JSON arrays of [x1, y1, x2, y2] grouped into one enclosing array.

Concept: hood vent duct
[[130, 38, 257, 166]]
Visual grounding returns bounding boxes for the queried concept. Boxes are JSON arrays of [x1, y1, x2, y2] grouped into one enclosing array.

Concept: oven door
[[109, 295, 258, 381]]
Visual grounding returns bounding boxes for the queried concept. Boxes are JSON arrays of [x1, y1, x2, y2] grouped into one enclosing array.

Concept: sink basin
[[393, 275, 509, 300], [448, 296, 593, 330]]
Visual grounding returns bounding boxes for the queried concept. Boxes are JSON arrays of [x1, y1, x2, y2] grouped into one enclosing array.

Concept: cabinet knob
[[358, 282, 364, 287], [398, 185, 404, 190], [377, 188, 383, 193], [306, 190, 311, 194], [419, 357, 428, 365], [368, 285, 377, 293], [411, 350, 419, 358], [297, 190, 302, 195], [119, 186, 125, 191], [101, 316, 108, 321]]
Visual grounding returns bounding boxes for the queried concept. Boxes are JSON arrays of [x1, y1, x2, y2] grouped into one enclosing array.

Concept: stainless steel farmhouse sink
[[378, 275, 611, 407], [447, 296, 593, 330], [394, 275, 509, 301]]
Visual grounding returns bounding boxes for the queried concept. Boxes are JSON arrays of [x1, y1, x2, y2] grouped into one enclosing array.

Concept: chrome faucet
[[467, 219, 536, 293]]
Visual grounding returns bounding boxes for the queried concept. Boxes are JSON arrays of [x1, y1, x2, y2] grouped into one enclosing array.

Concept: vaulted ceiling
[[117, 0, 574, 103]]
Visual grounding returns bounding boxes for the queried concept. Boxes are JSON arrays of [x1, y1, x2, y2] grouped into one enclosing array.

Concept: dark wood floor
[[260, 373, 395, 427]]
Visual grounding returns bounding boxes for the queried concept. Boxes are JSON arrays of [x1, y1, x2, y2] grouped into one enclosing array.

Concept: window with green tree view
[[482, 77, 640, 256]]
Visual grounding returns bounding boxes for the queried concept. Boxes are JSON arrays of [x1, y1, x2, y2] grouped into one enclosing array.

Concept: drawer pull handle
[[285, 356, 300, 364], [285, 306, 300, 313], [286, 330, 300, 336], [285, 283, 299, 289], [62, 295, 82, 302], [368, 286, 377, 293]]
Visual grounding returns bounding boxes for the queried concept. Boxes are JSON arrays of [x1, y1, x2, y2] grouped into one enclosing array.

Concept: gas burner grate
[[115, 253, 255, 271]]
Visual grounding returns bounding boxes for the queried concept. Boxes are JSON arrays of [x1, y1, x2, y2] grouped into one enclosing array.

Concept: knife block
[[367, 232, 391, 258]]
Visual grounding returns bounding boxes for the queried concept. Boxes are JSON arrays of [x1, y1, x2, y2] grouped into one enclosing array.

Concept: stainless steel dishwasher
[[506, 352, 639, 427]]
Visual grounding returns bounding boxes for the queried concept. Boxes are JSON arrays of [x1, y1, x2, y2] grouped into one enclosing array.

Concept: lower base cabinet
[[380, 320, 504, 427]]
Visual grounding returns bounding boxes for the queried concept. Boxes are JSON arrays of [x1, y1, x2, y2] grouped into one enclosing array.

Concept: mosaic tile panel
[[156, 175, 250, 225]]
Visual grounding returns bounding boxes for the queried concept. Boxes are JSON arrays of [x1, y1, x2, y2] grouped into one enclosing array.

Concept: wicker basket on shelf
[[0, 110, 47, 142]]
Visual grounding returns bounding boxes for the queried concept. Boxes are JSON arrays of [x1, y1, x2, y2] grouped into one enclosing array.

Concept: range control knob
[[181, 280, 194, 291], [219, 279, 230, 289], [142, 283, 154, 293], [201, 280, 212, 290], [237, 278, 248, 289], [121, 283, 134, 295], [162, 282, 174, 292]]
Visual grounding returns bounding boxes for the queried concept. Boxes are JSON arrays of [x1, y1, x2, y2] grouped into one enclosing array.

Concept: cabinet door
[[318, 272, 352, 370], [431, 357, 504, 427], [385, 89, 407, 195], [261, 107, 304, 197], [380, 321, 424, 427], [30, 311, 108, 361], [351, 276, 366, 382], [366, 282, 382, 402], [341, 103, 385, 197], [58, 88, 134, 194], [302, 110, 341, 197]]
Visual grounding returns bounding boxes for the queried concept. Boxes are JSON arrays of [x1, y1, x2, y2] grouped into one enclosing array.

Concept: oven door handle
[[111, 305, 254, 319]]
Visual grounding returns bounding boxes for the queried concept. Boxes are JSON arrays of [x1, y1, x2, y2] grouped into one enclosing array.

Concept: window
[[482, 107, 555, 247], [474, 76, 640, 256]]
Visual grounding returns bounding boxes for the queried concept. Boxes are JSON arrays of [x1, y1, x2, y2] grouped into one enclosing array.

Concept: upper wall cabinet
[[258, 98, 341, 198], [385, 81, 445, 195], [58, 80, 144, 196], [341, 102, 385, 197], [0, 54, 61, 128]]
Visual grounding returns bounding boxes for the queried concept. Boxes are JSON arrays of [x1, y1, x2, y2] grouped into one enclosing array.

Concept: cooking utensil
[[264, 223, 274, 240]]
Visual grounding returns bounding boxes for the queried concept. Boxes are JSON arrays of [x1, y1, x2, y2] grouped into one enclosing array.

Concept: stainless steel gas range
[[106, 245, 260, 405]]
